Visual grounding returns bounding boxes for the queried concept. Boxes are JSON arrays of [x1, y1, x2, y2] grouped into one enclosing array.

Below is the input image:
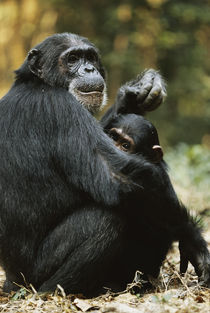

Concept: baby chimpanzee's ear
[[152, 145, 163, 163]]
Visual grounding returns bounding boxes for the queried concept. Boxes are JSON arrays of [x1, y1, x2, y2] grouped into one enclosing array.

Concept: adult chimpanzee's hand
[[179, 239, 210, 288], [115, 69, 166, 115]]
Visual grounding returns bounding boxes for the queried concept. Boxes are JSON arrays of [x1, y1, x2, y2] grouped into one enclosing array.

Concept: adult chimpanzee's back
[[0, 33, 209, 296]]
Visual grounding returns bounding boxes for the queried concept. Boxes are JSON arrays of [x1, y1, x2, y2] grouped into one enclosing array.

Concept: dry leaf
[[73, 298, 100, 312]]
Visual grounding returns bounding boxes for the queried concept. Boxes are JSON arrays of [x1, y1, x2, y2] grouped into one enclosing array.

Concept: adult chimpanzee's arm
[[50, 89, 161, 207], [100, 69, 166, 128]]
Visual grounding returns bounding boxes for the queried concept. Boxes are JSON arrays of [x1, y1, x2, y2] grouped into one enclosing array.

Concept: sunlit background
[[0, 0, 210, 205]]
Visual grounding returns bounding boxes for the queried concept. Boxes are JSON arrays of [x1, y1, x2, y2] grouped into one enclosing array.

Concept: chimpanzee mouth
[[76, 82, 104, 94], [78, 90, 103, 96], [75, 89, 104, 106], [70, 87, 107, 114]]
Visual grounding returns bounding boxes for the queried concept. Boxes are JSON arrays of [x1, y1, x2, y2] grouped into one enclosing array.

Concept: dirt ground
[[0, 212, 209, 312]]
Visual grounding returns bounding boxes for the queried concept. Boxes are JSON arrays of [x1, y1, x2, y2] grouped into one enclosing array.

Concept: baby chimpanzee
[[107, 113, 163, 163], [104, 113, 210, 285]]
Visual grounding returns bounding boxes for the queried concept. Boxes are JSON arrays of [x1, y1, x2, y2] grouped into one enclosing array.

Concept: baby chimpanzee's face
[[108, 114, 163, 163]]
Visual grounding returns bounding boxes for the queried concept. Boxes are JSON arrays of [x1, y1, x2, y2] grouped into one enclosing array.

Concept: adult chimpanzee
[[0, 32, 167, 294], [103, 113, 210, 284], [0, 33, 209, 296]]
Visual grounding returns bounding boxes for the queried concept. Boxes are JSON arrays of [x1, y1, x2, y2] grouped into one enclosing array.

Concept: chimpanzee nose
[[84, 64, 95, 73]]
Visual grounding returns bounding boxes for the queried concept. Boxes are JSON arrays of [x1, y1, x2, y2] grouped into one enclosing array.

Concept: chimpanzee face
[[108, 114, 163, 163], [25, 33, 107, 114], [59, 44, 107, 113]]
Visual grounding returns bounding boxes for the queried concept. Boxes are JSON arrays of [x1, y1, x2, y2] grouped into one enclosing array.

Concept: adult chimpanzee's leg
[[33, 207, 126, 296]]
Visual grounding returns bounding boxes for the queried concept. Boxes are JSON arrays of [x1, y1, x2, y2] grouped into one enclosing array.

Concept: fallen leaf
[[74, 298, 100, 312]]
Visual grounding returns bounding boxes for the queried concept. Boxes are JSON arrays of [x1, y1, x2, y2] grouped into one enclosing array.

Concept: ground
[[0, 187, 209, 313]]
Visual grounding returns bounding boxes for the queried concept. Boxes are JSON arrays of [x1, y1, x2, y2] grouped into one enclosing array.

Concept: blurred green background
[[0, 0, 210, 206]]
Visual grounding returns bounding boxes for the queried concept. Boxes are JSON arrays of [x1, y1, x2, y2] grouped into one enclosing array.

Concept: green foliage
[[11, 288, 27, 300], [151, 293, 172, 303], [165, 144, 210, 204]]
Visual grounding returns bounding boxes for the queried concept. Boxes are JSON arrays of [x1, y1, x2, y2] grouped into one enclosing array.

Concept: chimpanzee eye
[[87, 52, 98, 63], [68, 54, 79, 64], [121, 142, 131, 150]]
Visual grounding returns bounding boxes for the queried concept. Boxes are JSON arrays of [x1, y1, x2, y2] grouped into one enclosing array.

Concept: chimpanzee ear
[[152, 145, 163, 163], [27, 49, 42, 77]]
